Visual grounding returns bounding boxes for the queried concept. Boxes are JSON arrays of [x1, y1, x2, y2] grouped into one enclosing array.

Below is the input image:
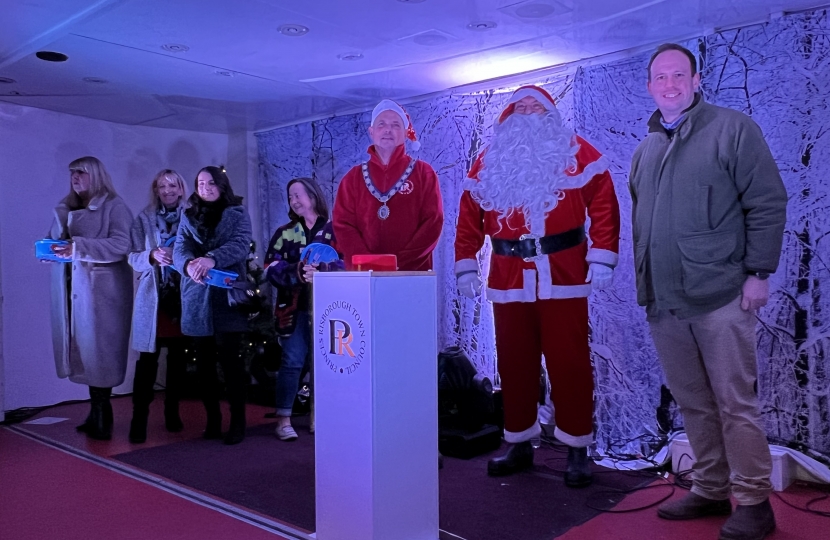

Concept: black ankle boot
[[223, 405, 246, 445], [487, 441, 534, 476], [164, 400, 184, 433], [129, 406, 149, 444], [86, 387, 112, 441], [203, 402, 222, 440], [564, 446, 593, 488], [76, 409, 93, 433]]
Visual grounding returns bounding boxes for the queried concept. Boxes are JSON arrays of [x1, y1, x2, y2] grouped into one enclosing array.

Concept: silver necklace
[[361, 159, 416, 220]]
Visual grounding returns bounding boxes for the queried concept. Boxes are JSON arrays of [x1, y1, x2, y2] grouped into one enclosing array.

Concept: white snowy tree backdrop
[[257, 9, 830, 457]]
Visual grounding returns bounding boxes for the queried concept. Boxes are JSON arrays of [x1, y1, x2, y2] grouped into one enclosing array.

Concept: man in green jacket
[[630, 43, 787, 540]]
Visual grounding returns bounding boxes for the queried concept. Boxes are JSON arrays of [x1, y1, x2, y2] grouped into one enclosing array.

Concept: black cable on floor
[[585, 482, 676, 513], [773, 486, 830, 518]]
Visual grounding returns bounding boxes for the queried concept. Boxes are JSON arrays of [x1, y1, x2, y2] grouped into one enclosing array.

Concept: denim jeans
[[276, 311, 311, 417]]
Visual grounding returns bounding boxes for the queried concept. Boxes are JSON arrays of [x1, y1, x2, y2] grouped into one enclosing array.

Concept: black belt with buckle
[[491, 227, 586, 261]]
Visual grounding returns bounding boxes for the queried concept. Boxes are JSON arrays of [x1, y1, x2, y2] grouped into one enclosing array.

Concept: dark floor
[[4, 395, 828, 540]]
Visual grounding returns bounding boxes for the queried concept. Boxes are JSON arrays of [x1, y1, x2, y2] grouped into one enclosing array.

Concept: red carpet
[[0, 428, 288, 540], [559, 478, 829, 539], [8, 397, 830, 540]]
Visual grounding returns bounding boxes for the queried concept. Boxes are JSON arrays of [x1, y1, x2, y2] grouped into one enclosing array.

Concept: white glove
[[586, 263, 613, 291], [457, 272, 482, 299]]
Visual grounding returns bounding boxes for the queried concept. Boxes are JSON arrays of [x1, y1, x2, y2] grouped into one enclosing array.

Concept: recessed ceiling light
[[36, 51, 68, 62], [161, 43, 190, 53], [467, 21, 497, 31], [338, 52, 364, 61], [279, 24, 309, 37], [515, 3, 556, 18], [214, 70, 235, 77], [82, 77, 108, 84], [0, 77, 15, 84]]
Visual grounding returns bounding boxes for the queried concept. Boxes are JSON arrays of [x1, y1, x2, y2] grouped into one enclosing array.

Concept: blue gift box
[[35, 239, 71, 262], [204, 269, 238, 289]]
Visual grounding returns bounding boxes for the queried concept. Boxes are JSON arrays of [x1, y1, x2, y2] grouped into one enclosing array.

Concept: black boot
[[131, 350, 160, 443], [487, 441, 534, 476], [564, 446, 593, 488], [164, 400, 184, 432], [76, 409, 93, 433], [129, 406, 149, 444], [203, 401, 222, 439], [164, 340, 186, 433], [223, 403, 246, 445], [86, 387, 112, 441]]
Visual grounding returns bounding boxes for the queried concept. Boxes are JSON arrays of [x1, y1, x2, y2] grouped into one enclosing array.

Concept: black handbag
[[273, 286, 302, 337], [227, 277, 258, 312]]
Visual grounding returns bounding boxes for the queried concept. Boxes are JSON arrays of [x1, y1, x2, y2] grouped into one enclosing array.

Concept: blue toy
[[300, 243, 340, 265], [35, 239, 71, 262]]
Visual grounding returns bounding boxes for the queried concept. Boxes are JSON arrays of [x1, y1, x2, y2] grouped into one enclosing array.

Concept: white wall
[[228, 130, 262, 258], [0, 102, 243, 411]]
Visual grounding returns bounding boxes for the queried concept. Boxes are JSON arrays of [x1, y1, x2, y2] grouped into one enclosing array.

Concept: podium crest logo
[[318, 300, 367, 375], [329, 319, 354, 356]]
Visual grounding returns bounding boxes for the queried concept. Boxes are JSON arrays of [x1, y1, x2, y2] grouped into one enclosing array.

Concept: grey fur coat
[[128, 205, 182, 352], [173, 204, 252, 336], [49, 194, 134, 388]]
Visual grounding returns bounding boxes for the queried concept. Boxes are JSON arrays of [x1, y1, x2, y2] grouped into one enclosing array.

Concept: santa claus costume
[[455, 85, 620, 485], [333, 100, 444, 271]]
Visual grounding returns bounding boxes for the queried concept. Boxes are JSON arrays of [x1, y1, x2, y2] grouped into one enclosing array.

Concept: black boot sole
[[165, 418, 184, 433], [564, 473, 593, 488], [223, 432, 245, 445]]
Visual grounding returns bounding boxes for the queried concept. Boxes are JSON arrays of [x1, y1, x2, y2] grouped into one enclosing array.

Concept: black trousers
[[132, 337, 189, 409], [194, 333, 247, 418]]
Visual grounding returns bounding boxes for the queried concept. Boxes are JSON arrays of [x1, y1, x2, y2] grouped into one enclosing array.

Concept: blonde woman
[[128, 169, 191, 444], [48, 156, 134, 441]]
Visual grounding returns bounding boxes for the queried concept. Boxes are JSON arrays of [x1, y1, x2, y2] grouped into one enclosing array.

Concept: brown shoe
[[657, 492, 732, 520], [719, 499, 775, 540]]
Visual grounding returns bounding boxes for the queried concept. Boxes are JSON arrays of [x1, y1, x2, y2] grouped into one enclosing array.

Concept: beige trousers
[[649, 296, 772, 505]]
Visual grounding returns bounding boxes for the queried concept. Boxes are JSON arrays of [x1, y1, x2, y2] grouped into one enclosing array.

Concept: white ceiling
[[0, 0, 825, 133]]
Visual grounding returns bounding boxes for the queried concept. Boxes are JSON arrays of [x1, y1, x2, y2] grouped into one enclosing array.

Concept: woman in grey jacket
[[174, 166, 252, 445], [48, 156, 134, 440], [127, 169, 191, 444]]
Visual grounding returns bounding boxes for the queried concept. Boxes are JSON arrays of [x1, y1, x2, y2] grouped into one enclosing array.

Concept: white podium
[[313, 271, 439, 540]]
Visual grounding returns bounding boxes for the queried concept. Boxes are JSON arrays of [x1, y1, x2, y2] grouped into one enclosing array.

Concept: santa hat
[[371, 99, 421, 151], [498, 85, 558, 124]]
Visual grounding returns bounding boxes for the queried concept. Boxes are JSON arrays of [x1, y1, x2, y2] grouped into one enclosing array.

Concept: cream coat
[[49, 194, 134, 387]]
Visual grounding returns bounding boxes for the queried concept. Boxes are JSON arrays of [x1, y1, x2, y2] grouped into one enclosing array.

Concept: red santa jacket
[[333, 144, 444, 271], [455, 136, 620, 303]]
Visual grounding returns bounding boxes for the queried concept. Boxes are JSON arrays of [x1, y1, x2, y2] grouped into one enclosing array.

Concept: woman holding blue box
[[174, 166, 252, 445], [264, 177, 343, 441], [47, 156, 134, 440], [127, 169, 190, 443]]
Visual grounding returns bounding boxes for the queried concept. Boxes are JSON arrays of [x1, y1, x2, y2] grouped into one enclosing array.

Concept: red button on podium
[[351, 254, 397, 271]]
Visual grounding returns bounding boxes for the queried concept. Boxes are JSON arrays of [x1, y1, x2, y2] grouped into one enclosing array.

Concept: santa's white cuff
[[554, 426, 593, 448], [504, 422, 542, 444], [455, 258, 479, 275], [586, 248, 618, 267]]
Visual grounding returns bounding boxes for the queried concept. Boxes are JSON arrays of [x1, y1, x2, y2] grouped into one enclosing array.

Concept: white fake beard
[[469, 110, 579, 232]]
